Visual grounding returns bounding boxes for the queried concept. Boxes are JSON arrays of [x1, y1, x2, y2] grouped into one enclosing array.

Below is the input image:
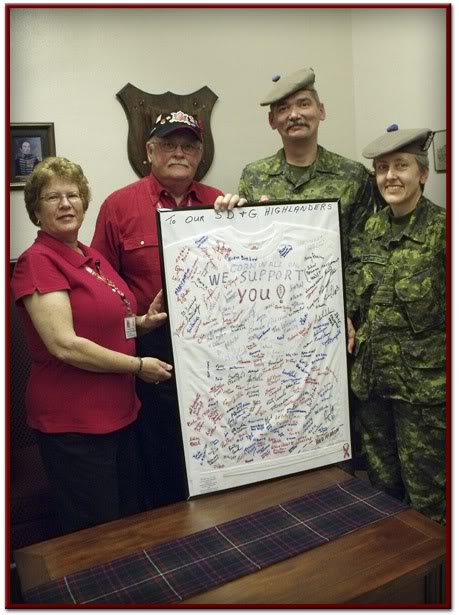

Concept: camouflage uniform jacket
[[347, 197, 446, 405], [238, 146, 375, 262]]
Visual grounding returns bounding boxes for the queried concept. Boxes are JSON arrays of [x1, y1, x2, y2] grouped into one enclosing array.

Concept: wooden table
[[14, 467, 446, 605]]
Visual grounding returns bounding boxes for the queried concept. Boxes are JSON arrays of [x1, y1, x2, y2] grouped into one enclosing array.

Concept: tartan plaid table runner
[[24, 478, 408, 605]]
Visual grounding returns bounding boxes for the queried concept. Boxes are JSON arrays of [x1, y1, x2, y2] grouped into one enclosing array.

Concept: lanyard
[[85, 260, 134, 317]]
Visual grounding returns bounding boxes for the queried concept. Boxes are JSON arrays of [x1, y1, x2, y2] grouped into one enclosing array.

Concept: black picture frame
[[10, 123, 56, 189], [433, 129, 446, 173]]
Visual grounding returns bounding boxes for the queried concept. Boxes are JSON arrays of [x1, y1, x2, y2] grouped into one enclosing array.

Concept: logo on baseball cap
[[149, 111, 203, 141]]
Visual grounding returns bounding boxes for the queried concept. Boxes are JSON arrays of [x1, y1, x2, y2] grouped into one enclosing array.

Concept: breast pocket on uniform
[[395, 268, 444, 333], [123, 234, 160, 272]]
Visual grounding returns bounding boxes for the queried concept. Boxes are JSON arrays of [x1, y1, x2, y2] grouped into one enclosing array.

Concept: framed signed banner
[[158, 201, 352, 497]]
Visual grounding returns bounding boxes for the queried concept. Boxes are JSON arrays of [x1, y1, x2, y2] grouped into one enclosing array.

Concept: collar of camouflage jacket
[[373, 196, 430, 246], [268, 145, 338, 177]]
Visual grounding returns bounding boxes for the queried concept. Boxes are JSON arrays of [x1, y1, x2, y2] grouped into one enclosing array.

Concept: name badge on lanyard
[[124, 316, 137, 339], [85, 261, 137, 340]]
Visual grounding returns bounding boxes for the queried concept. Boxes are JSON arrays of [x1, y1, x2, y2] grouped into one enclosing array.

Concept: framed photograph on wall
[[10, 123, 56, 189], [433, 130, 446, 173]]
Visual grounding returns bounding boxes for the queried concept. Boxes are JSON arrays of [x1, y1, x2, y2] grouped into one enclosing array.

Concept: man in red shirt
[[92, 110, 244, 508]]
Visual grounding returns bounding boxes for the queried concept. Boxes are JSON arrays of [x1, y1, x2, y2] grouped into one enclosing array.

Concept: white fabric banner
[[158, 201, 351, 497]]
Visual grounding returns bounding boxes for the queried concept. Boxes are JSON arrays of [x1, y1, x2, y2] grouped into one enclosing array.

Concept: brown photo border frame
[[10, 123, 56, 189]]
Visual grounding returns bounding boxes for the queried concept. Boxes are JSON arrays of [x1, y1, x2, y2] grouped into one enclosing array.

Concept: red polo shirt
[[91, 173, 223, 313], [11, 231, 141, 434]]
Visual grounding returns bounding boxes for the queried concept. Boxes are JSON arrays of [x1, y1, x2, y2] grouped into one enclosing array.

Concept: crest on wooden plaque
[[116, 83, 218, 182]]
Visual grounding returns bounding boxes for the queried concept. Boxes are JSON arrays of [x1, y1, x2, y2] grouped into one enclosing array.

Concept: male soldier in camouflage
[[236, 68, 375, 262], [346, 126, 446, 525], [220, 68, 376, 469]]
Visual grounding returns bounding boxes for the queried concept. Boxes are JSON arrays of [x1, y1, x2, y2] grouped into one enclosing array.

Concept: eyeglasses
[[39, 192, 82, 205], [151, 140, 202, 155]]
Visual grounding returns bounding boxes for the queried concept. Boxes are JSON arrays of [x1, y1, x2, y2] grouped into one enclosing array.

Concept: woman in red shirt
[[11, 157, 173, 534]]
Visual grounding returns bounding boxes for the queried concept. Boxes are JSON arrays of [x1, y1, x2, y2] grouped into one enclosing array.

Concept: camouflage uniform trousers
[[359, 394, 445, 525]]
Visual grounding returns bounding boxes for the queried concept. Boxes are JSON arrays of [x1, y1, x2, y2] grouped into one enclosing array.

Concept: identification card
[[124, 316, 137, 339]]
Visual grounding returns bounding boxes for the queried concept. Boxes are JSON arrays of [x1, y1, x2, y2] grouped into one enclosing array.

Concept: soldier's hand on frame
[[259, 195, 270, 203], [214, 194, 247, 211], [347, 317, 356, 354], [137, 357, 173, 384]]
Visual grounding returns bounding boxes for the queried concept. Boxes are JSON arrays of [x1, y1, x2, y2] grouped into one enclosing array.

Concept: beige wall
[[10, 6, 447, 259], [352, 8, 447, 210]]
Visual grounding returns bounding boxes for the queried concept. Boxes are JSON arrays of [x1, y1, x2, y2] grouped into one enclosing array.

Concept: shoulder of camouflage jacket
[[317, 146, 371, 182], [241, 149, 283, 175], [241, 146, 371, 177], [364, 198, 445, 234]]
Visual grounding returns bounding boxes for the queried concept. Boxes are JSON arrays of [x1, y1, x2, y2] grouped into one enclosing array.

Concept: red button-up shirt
[[91, 174, 223, 313], [11, 231, 140, 433]]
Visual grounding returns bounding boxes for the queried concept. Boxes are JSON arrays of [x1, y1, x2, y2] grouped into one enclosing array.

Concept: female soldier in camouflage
[[346, 126, 446, 525]]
